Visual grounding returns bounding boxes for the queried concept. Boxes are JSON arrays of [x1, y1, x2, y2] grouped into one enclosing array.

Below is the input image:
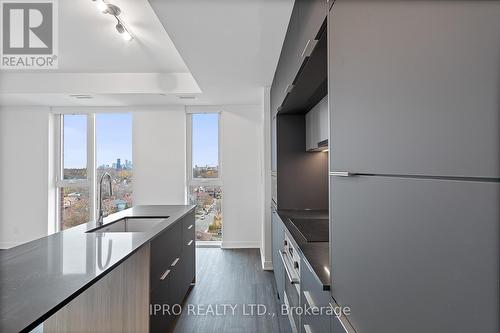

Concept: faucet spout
[[97, 172, 113, 226]]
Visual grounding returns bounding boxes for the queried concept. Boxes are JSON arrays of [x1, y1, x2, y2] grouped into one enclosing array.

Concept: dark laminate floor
[[173, 248, 292, 333]]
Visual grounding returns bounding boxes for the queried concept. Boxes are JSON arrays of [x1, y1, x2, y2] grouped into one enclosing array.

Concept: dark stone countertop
[[0, 205, 195, 333], [276, 209, 330, 290]]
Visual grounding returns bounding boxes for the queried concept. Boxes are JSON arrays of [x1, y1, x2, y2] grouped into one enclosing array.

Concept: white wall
[[260, 88, 272, 269], [0, 107, 53, 248], [0, 104, 266, 255], [133, 107, 187, 205]]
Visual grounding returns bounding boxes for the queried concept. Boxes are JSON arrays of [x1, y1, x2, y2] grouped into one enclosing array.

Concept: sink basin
[[87, 217, 168, 233]]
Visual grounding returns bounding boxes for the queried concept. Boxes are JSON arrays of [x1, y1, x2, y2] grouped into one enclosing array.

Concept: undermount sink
[[87, 217, 168, 233]]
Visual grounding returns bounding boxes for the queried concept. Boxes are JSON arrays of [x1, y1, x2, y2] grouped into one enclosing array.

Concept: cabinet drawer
[[183, 237, 196, 286], [183, 222, 195, 243], [272, 210, 285, 303], [301, 261, 331, 333], [151, 222, 182, 291], [149, 275, 173, 333], [182, 211, 195, 243]]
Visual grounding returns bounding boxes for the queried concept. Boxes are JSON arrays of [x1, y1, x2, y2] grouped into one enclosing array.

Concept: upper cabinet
[[328, 1, 500, 178], [270, 0, 327, 116], [297, 0, 327, 59], [306, 96, 328, 151], [271, 2, 300, 116]]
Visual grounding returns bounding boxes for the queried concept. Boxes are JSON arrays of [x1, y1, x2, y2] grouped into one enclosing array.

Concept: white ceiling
[[32, 0, 190, 73], [0, 0, 293, 107], [148, 0, 293, 105]]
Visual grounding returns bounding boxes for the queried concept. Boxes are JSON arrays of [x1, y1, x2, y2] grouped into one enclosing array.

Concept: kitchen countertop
[[0, 205, 195, 333], [276, 209, 330, 290]]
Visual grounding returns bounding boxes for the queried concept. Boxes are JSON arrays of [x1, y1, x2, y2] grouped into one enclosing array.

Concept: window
[[192, 113, 220, 178], [56, 113, 133, 231], [62, 115, 87, 179], [187, 113, 222, 242], [96, 114, 133, 216]]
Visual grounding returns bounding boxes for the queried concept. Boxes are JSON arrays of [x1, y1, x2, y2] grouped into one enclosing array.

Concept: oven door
[[279, 249, 300, 332]]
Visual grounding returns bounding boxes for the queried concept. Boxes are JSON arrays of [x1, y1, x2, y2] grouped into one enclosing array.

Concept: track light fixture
[[92, 0, 134, 41]]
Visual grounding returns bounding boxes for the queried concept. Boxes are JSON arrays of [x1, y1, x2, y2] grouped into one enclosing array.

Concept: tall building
[[116, 158, 121, 170]]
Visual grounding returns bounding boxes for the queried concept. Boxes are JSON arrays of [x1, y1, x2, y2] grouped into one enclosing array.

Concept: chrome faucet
[[97, 172, 113, 226]]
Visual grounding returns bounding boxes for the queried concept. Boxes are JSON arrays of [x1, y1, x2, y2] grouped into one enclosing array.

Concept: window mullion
[[88, 114, 96, 222]]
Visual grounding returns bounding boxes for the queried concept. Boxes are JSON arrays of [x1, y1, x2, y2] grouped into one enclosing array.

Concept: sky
[[192, 113, 219, 167], [64, 114, 132, 168], [63, 113, 218, 168]]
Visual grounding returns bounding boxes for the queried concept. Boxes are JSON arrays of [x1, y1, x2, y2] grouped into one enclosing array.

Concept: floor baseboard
[[221, 241, 260, 249]]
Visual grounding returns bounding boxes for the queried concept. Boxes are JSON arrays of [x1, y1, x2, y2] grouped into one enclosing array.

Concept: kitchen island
[[0, 205, 195, 333]]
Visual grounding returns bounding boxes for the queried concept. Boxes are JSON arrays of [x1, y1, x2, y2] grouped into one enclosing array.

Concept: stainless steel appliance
[[279, 234, 301, 333]]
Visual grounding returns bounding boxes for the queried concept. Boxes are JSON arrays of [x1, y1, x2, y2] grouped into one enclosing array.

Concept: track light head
[[92, 0, 133, 42], [115, 22, 133, 41], [93, 0, 108, 12], [102, 3, 121, 16], [115, 22, 125, 34]]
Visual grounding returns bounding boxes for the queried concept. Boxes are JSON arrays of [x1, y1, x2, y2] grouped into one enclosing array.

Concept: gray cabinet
[[298, 0, 327, 59], [182, 214, 196, 287], [271, 1, 300, 114], [305, 96, 328, 151], [330, 307, 348, 333], [272, 114, 277, 172], [328, 1, 500, 178], [330, 175, 500, 333], [150, 222, 181, 292], [271, 0, 327, 115], [150, 211, 196, 333], [272, 209, 285, 302], [300, 262, 330, 333]]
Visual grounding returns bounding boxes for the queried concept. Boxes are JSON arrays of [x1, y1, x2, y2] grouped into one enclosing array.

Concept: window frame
[[186, 111, 223, 244], [54, 112, 133, 231], [186, 112, 222, 185], [54, 113, 96, 231]]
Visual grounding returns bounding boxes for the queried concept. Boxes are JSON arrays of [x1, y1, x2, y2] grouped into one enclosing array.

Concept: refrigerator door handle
[[330, 171, 356, 177]]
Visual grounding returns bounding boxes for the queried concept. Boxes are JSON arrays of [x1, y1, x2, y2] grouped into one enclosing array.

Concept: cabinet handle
[[303, 325, 313, 333], [187, 224, 194, 230], [303, 291, 317, 308], [187, 240, 193, 246], [284, 84, 294, 94], [301, 39, 318, 58], [330, 171, 356, 177], [171, 257, 180, 267], [160, 269, 171, 280], [278, 250, 300, 284]]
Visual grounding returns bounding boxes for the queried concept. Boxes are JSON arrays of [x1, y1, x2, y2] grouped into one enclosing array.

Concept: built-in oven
[[279, 234, 301, 332]]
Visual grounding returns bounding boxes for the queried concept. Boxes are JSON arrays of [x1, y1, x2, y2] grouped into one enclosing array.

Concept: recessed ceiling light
[[177, 95, 197, 100]]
